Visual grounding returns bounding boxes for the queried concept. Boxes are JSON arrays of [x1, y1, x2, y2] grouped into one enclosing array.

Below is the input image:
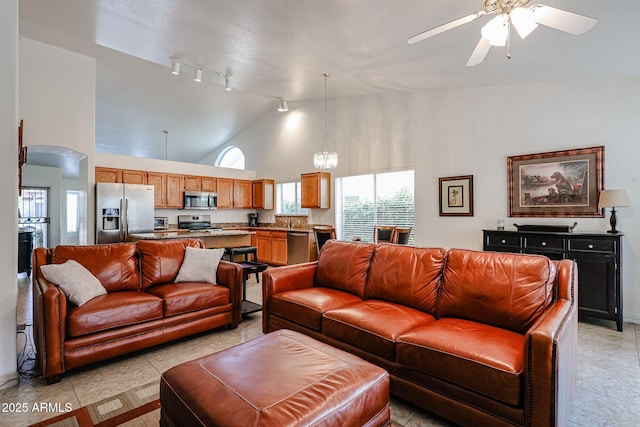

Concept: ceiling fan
[[408, 0, 597, 66]]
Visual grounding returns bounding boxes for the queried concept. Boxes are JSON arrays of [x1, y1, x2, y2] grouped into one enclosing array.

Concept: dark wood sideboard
[[483, 230, 623, 331]]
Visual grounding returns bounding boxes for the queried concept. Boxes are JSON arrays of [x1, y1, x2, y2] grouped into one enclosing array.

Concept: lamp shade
[[598, 189, 629, 208]]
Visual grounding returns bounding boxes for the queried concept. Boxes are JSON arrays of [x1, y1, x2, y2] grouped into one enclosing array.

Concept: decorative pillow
[[175, 247, 225, 284], [40, 260, 107, 306]]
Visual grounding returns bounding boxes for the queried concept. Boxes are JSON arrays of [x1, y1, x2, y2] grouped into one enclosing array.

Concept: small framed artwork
[[439, 175, 474, 216], [508, 146, 604, 217]]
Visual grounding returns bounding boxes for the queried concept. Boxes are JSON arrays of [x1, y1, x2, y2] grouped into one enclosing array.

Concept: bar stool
[[225, 246, 260, 282]]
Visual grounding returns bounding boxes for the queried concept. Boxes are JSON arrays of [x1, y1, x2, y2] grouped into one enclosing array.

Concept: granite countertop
[[240, 227, 314, 233], [131, 229, 254, 240]]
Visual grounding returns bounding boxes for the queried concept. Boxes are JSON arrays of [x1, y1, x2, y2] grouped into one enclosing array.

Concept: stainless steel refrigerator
[[96, 183, 155, 243]]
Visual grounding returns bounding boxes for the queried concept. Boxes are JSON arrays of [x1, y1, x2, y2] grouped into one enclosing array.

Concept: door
[[569, 250, 617, 319], [96, 183, 124, 243], [18, 187, 50, 249], [123, 184, 155, 238]]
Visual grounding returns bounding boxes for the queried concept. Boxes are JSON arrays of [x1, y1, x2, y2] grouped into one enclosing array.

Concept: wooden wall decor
[[18, 120, 27, 196]]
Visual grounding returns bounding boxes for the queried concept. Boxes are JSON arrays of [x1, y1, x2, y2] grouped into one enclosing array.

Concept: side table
[[236, 260, 268, 316]]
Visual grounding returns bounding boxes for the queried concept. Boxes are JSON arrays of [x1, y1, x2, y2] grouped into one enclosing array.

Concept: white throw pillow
[[40, 260, 107, 306], [175, 247, 225, 284]]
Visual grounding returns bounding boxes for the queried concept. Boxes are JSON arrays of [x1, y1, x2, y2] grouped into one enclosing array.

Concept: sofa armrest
[[525, 259, 577, 427], [262, 261, 318, 333], [216, 260, 243, 327], [32, 247, 68, 383]]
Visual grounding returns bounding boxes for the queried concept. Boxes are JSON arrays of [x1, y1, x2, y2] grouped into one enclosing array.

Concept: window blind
[[336, 170, 414, 243]]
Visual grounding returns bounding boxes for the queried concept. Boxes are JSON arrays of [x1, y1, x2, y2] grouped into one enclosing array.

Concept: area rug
[[29, 380, 160, 427]]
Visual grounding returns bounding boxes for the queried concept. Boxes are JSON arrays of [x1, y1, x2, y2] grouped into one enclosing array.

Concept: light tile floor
[[3, 272, 640, 426]]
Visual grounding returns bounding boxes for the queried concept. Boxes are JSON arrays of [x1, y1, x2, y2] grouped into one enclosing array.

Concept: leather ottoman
[[160, 329, 390, 426]]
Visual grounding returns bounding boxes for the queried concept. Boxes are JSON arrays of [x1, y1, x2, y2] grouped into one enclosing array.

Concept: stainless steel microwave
[[183, 191, 217, 210]]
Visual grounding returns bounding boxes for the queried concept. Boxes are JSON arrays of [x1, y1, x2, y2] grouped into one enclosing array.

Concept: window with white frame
[[336, 170, 414, 243], [215, 146, 245, 169], [276, 182, 309, 215]]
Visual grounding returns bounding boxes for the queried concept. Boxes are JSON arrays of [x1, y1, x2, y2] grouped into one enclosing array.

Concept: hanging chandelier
[[314, 73, 338, 169]]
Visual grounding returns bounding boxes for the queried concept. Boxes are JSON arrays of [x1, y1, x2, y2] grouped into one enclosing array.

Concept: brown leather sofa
[[33, 238, 242, 384], [263, 240, 578, 427]]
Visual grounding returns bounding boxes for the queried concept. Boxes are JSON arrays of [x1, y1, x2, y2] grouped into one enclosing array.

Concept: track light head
[[278, 99, 289, 112], [225, 76, 231, 91], [171, 59, 180, 75], [194, 68, 202, 82]]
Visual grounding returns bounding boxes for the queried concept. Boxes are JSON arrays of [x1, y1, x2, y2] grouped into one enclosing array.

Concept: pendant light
[[314, 73, 338, 169]]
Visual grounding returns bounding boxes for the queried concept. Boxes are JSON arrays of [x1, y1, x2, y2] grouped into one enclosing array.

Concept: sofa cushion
[[51, 242, 140, 292], [40, 260, 107, 306], [396, 318, 525, 406], [67, 291, 163, 337], [138, 238, 204, 289], [315, 241, 375, 299], [270, 288, 363, 331], [323, 300, 435, 361], [438, 249, 556, 334], [366, 245, 446, 315], [175, 247, 225, 284], [146, 282, 231, 317]]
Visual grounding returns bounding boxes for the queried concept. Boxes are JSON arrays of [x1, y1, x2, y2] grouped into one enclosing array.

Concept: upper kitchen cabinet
[[165, 174, 184, 208], [184, 175, 202, 191], [95, 167, 122, 183], [147, 172, 167, 207], [217, 178, 234, 208], [201, 177, 217, 192], [121, 169, 147, 184], [233, 180, 253, 208], [301, 172, 331, 209], [253, 179, 275, 210]]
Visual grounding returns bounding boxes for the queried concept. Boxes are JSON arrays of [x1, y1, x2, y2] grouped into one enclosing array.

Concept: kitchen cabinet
[[95, 167, 122, 183], [301, 172, 331, 209], [256, 230, 288, 266], [165, 174, 184, 208], [253, 179, 274, 210], [217, 178, 233, 208], [121, 169, 147, 184], [483, 230, 623, 331], [147, 172, 167, 207], [233, 180, 253, 208], [201, 177, 217, 192], [184, 176, 202, 191]]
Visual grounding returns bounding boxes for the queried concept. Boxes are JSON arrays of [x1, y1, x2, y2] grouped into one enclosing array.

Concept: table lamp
[[598, 189, 629, 234]]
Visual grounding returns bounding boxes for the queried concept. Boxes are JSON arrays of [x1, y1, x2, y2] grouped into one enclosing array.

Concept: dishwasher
[[287, 232, 308, 264]]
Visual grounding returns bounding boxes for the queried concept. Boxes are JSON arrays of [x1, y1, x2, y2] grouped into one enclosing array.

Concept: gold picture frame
[[508, 146, 604, 217]]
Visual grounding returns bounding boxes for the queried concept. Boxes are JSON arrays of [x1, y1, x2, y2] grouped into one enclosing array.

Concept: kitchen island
[[129, 229, 254, 249]]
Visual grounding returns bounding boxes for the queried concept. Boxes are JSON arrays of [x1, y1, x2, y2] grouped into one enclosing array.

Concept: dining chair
[[313, 225, 336, 253], [374, 225, 397, 244], [393, 226, 412, 245]]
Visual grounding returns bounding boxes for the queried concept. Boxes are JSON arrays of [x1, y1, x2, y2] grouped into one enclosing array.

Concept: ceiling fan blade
[[466, 37, 492, 67], [408, 10, 486, 45], [529, 4, 597, 35]]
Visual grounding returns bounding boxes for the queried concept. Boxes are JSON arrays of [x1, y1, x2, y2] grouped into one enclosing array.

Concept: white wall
[[228, 77, 640, 325], [19, 37, 96, 243], [0, 0, 19, 390]]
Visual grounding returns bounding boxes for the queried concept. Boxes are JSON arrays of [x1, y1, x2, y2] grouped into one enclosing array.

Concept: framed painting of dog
[[508, 146, 604, 217]]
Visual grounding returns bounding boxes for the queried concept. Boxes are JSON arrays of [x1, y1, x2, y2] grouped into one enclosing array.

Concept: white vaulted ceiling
[[19, 0, 640, 163]]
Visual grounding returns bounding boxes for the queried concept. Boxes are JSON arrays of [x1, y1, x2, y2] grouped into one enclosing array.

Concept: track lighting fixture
[[278, 98, 289, 112], [169, 57, 231, 91]]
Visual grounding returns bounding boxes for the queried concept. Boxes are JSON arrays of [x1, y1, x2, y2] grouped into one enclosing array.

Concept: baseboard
[[623, 314, 640, 326], [0, 371, 19, 390]]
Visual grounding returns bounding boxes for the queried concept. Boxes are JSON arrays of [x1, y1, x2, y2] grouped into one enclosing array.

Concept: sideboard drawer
[[486, 233, 521, 249], [525, 236, 564, 251], [568, 238, 615, 252]]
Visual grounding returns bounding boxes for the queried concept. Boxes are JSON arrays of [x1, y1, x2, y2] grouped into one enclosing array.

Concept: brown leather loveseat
[[33, 238, 242, 384], [263, 240, 578, 427]]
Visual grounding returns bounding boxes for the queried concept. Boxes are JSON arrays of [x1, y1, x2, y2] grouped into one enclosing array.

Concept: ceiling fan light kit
[[408, 0, 597, 66]]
